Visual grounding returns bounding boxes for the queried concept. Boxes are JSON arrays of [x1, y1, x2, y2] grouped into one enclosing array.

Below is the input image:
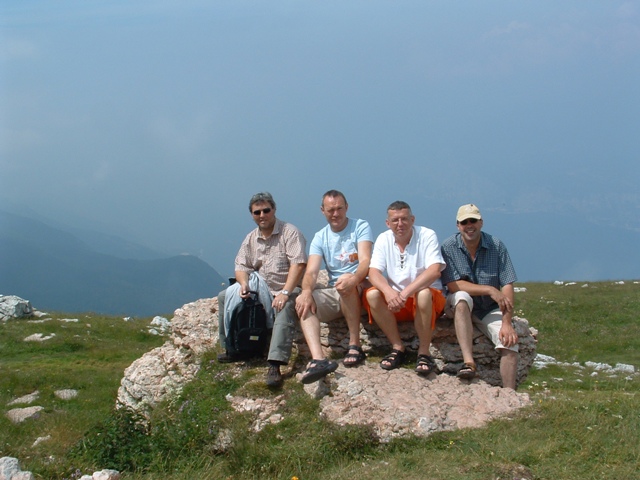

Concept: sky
[[1, 1, 639, 282]]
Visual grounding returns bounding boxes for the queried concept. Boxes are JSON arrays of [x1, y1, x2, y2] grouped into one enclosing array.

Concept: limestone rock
[[6, 406, 44, 424], [0, 457, 34, 480], [7, 391, 39, 406], [0, 296, 33, 321], [317, 362, 531, 442], [54, 389, 78, 400]]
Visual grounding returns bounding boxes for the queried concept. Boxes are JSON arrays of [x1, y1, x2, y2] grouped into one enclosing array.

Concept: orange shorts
[[362, 286, 445, 329]]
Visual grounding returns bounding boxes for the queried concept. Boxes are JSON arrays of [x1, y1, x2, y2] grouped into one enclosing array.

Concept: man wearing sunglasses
[[217, 192, 307, 388], [440, 204, 519, 389]]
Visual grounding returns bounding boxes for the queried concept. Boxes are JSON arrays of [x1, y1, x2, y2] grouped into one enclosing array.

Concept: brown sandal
[[457, 362, 477, 380]]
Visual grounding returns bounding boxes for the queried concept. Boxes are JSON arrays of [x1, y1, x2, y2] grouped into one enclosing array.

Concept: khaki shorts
[[445, 291, 519, 352]]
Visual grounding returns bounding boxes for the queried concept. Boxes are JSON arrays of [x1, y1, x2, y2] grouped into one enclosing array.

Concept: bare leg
[[299, 313, 325, 360], [500, 349, 518, 390], [413, 289, 435, 356], [453, 300, 475, 365], [366, 289, 403, 353], [340, 286, 363, 348]]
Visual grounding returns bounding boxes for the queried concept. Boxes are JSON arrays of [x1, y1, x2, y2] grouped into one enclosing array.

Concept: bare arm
[[447, 279, 514, 314], [399, 263, 443, 301], [334, 240, 372, 294], [295, 255, 322, 319], [234, 270, 251, 298]]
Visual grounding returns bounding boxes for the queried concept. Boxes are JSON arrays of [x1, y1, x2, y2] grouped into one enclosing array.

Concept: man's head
[[386, 200, 415, 241], [321, 189, 349, 232], [456, 203, 483, 242], [249, 192, 277, 233]]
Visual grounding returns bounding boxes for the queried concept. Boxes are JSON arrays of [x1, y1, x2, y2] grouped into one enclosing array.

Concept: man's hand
[[295, 291, 316, 319], [499, 322, 518, 348], [385, 290, 407, 313], [334, 273, 358, 295], [490, 287, 513, 314], [239, 283, 251, 299], [272, 292, 289, 312]]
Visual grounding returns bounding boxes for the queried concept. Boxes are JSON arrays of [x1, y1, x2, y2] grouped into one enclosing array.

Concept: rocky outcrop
[[0, 296, 33, 321], [117, 292, 537, 440]]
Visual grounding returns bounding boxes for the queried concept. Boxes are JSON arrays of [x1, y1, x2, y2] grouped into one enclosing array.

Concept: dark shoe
[[415, 354, 437, 377], [380, 349, 406, 371], [300, 359, 339, 384], [217, 351, 243, 363], [457, 362, 477, 380], [343, 345, 366, 368], [265, 364, 283, 388]]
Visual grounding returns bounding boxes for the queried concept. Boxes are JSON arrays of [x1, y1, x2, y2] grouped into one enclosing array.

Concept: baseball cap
[[456, 204, 482, 222]]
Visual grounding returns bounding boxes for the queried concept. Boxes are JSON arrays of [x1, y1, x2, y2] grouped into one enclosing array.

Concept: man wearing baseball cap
[[440, 204, 519, 389]]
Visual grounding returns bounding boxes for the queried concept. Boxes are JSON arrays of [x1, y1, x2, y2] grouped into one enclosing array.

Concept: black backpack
[[225, 291, 270, 357]]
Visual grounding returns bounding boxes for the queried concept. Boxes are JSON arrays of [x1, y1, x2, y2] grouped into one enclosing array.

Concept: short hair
[[387, 200, 412, 214], [249, 192, 276, 211], [321, 189, 348, 207]]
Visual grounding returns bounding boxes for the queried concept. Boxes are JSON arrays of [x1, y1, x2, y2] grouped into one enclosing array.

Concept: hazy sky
[[1, 1, 639, 281]]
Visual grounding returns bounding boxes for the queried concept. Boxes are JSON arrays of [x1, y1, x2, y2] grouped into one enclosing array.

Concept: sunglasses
[[459, 218, 479, 226], [252, 207, 272, 216]]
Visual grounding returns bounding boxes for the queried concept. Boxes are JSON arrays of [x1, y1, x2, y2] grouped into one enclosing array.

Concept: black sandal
[[415, 354, 437, 377], [343, 345, 366, 368], [380, 349, 406, 371], [300, 359, 339, 384]]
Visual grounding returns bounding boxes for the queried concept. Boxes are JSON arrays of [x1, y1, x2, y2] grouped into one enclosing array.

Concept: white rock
[[6, 406, 44, 423], [92, 469, 121, 480], [55, 389, 78, 400], [581, 284, 589, 288], [553, 280, 564, 285], [564, 282, 576, 286], [614, 363, 635, 374], [23, 333, 56, 342], [32, 435, 51, 447], [60, 318, 79, 323], [7, 391, 40, 406]]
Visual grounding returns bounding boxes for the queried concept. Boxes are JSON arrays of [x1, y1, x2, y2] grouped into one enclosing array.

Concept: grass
[[1, 281, 639, 479]]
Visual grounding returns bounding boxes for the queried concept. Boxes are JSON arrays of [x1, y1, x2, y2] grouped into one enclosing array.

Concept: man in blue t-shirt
[[295, 190, 373, 384], [440, 204, 519, 389]]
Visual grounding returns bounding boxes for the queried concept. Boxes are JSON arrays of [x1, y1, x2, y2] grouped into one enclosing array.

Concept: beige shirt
[[235, 218, 307, 293]]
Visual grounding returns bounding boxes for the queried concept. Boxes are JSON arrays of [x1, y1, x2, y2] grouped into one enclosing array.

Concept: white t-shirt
[[370, 226, 445, 292]]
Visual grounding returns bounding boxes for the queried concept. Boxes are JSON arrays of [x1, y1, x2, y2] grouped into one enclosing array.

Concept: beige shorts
[[445, 291, 519, 353], [311, 284, 366, 322]]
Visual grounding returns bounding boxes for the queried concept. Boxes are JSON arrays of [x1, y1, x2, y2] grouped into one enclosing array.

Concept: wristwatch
[[281, 290, 290, 296]]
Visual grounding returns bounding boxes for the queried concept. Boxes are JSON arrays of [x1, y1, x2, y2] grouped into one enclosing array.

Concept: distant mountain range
[[0, 210, 225, 316]]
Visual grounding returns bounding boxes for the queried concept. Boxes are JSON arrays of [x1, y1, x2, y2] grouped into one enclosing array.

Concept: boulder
[[0, 457, 34, 480], [0, 296, 33, 321], [117, 289, 537, 428]]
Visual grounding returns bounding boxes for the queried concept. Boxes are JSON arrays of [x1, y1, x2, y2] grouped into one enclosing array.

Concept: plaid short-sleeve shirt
[[440, 231, 517, 318], [235, 218, 307, 294]]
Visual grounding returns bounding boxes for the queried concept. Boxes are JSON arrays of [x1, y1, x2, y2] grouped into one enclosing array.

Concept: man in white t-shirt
[[364, 201, 446, 376], [295, 190, 373, 384]]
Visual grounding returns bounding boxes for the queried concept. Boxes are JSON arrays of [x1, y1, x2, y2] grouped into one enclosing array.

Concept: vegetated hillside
[[0, 210, 225, 316]]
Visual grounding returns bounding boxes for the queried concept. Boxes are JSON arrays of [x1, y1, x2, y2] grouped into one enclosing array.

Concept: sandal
[[300, 359, 339, 384], [457, 362, 477, 380], [380, 349, 406, 371], [415, 354, 437, 377], [343, 345, 366, 368]]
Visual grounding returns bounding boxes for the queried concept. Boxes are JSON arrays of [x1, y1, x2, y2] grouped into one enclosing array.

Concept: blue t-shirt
[[309, 218, 373, 286]]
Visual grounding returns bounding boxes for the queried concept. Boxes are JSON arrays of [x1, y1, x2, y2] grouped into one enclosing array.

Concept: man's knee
[[446, 291, 472, 316], [365, 288, 383, 305]]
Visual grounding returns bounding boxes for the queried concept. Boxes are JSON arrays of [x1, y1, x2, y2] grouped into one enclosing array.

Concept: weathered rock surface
[[0, 457, 34, 480], [309, 363, 531, 442], [117, 291, 537, 440], [5, 406, 44, 424], [0, 296, 33, 321]]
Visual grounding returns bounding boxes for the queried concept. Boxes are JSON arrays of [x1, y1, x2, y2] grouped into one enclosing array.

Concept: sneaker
[[265, 364, 283, 387]]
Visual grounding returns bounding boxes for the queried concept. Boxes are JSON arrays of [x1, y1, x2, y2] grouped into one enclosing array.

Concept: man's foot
[[265, 364, 283, 388], [217, 351, 244, 363], [343, 345, 366, 368], [415, 354, 437, 377], [380, 348, 406, 370], [457, 362, 477, 380], [300, 359, 338, 384]]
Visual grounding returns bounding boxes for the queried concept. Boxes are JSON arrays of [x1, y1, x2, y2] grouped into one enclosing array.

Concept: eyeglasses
[[252, 207, 272, 216], [459, 218, 479, 226]]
